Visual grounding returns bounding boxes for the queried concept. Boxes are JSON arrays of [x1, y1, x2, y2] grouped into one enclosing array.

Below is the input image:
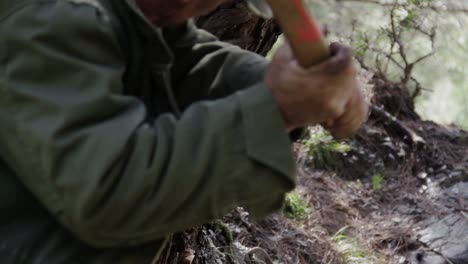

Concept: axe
[[246, 0, 330, 67]]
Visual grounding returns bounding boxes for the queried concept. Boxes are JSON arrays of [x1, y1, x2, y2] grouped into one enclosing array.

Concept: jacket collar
[[124, 0, 158, 32], [123, 0, 174, 69]]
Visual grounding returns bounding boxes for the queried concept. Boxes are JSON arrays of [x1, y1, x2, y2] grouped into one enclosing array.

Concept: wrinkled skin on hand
[[265, 42, 369, 139]]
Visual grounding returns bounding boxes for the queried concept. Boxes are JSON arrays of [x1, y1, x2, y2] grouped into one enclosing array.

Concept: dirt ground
[[293, 119, 468, 264], [157, 76, 468, 264]]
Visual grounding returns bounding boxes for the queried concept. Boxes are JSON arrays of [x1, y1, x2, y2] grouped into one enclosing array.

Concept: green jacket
[[0, 0, 295, 262]]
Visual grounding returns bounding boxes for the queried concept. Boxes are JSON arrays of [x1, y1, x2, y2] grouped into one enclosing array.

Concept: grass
[[283, 192, 312, 221], [304, 127, 353, 170], [371, 172, 385, 192], [332, 227, 383, 264]]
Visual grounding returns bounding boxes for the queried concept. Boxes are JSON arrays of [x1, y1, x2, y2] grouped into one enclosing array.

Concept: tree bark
[[195, 0, 281, 56]]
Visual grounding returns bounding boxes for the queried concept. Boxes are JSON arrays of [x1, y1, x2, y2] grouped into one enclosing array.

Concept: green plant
[[304, 127, 353, 170], [283, 192, 311, 221], [371, 172, 385, 191]]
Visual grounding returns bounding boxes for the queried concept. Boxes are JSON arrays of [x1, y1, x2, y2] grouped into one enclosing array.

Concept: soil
[[155, 72, 468, 264]]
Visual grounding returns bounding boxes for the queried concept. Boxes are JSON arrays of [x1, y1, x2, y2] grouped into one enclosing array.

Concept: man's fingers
[[324, 42, 353, 74], [299, 42, 353, 75], [326, 93, 369, 139], [273, 42, 354, 79]]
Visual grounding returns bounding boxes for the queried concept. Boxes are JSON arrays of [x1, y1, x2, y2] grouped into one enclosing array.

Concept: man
[[0, 0, 368, 263]]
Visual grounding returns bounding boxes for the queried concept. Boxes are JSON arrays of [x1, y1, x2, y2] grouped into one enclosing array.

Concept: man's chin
[[154, 15, 190, 27]]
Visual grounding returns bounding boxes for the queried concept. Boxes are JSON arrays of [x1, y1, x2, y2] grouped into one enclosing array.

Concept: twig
[[247, 247, 274, 264], [336, 0, 468, 13]]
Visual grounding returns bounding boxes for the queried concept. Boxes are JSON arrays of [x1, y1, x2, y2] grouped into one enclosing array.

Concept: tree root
[[370, 105, 425, 148]]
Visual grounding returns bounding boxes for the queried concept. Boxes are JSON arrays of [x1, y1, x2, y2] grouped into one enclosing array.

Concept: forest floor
[[157, 78, 468, 264], [287, 119, 468, 264]]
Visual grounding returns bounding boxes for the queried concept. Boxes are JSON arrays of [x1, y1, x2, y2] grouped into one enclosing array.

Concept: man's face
[[137, 0, 225, 26]]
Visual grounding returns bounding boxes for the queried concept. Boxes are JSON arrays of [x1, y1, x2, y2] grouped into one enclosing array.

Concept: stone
[[446, 182, 468, 200], [408, 251, 445, 264], [417, 214, 468, 263]]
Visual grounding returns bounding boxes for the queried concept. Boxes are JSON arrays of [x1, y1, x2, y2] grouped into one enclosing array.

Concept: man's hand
[[265, 42, 368, 139]]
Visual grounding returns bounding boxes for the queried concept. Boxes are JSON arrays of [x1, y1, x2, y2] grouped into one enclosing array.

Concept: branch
[[336, 0, 468, 13], [412, 51, 435, 65]]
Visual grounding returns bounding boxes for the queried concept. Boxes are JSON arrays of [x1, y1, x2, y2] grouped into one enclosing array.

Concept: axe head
[[246, 0, 273, 18]]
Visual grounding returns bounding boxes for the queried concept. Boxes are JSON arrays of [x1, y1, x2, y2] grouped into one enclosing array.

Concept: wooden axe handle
[[265, 0, 330, 67]]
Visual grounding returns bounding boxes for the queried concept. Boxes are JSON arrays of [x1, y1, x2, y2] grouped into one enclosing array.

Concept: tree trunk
[[195, 0, 281, 56]]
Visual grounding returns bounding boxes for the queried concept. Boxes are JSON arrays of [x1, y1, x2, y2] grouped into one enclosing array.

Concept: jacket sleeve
[[164, 20, 271, 109], [0, 2, 295, 248], [165, 21, 306, 140]]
